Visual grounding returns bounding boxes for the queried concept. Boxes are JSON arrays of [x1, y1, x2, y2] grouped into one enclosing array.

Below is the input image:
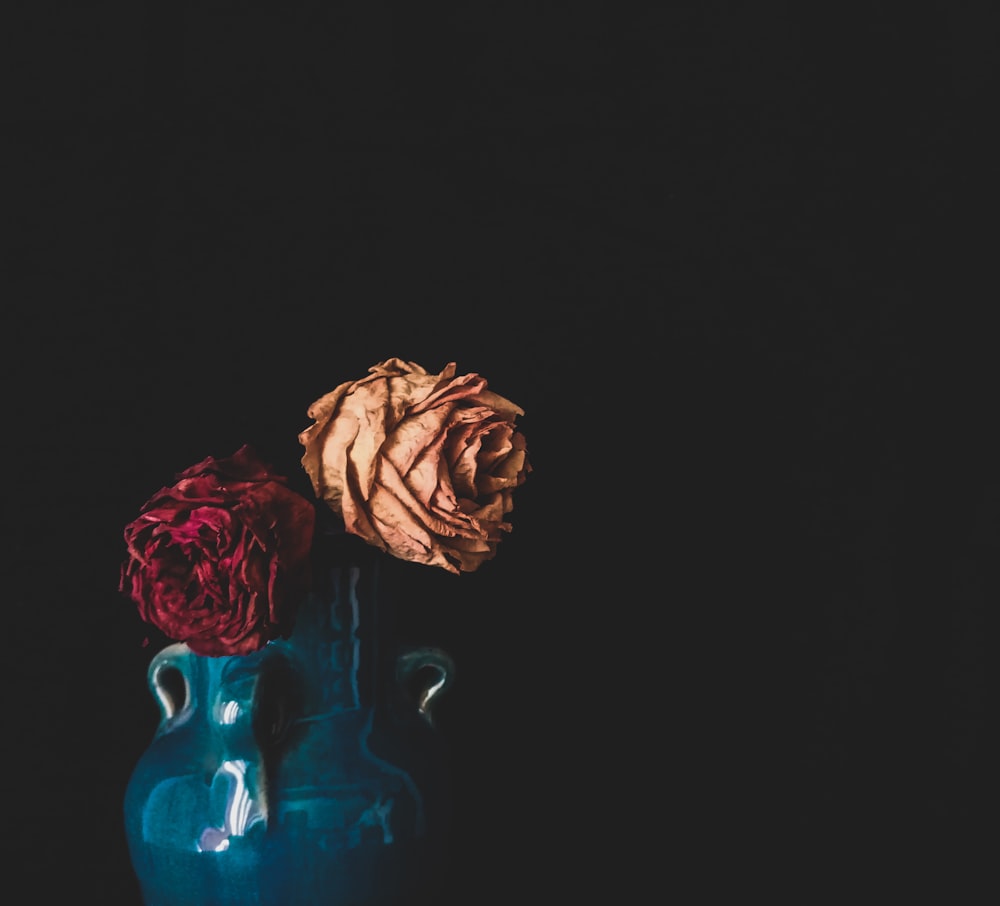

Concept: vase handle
[[147, 642, 194, 726], [396, 647, 455, 726]]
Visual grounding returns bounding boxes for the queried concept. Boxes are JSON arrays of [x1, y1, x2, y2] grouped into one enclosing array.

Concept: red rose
[[298, 358, 530, 574], [120, 445, 315, 656]]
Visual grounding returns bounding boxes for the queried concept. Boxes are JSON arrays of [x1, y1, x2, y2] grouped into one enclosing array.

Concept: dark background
[[3, 3, 996, 900]]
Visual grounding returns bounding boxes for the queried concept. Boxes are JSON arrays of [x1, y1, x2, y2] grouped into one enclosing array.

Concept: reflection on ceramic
[[124, 536, 455, 906]]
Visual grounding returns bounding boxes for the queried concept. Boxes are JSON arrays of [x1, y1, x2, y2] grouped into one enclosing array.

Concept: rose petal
[[298, 360, 529, 573]]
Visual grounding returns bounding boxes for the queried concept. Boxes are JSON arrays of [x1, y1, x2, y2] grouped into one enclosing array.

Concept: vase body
[[124, 534, 455, 906]]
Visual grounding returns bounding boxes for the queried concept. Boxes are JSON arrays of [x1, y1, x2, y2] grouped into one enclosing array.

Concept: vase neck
[[288, 533, 389, 715]]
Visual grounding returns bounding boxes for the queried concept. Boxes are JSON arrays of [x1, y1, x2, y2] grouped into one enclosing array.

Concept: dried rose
[[120, 445, 315, 656], [298, 358, 530, 574]]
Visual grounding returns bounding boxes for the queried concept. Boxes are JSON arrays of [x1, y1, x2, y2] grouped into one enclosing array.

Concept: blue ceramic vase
[[124, 532, 456, 905]]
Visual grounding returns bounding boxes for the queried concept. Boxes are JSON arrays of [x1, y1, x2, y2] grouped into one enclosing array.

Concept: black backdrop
[[4, 3, 997, 901]]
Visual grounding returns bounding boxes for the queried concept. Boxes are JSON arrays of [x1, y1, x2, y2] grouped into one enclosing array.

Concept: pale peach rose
[[298, 358, 530, 574]]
